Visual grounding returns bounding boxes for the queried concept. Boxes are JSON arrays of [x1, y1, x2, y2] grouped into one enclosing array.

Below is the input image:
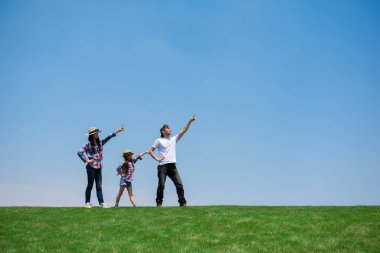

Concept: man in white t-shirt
[[149, 114, 196, 207]]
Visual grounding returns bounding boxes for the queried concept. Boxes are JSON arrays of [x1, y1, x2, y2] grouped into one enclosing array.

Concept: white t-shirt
[[152, 134, 180, 165]]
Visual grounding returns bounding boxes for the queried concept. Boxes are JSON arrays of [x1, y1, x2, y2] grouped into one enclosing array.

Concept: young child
[[115, 149, 147, 207]]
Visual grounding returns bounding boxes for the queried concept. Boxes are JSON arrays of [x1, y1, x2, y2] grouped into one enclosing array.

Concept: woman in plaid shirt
[[78, 125, 125, 208]]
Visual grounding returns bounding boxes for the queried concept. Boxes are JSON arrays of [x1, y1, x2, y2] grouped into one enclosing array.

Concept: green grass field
[[1, 206, 379, 252]]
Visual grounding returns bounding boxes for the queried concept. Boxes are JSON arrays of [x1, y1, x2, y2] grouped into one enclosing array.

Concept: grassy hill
[[1, 206, 379, 252]]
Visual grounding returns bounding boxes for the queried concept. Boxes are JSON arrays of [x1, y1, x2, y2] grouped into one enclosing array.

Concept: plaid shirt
[[77, 133, 116, 169], [116, 155, 143, 182]]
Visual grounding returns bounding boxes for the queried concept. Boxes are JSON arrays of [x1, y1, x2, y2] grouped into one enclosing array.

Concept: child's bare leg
[[115, 185, 126, 205], [127, 186, 136, 207]]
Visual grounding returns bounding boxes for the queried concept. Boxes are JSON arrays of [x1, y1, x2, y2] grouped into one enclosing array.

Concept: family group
[[77, 115, 196, 208]]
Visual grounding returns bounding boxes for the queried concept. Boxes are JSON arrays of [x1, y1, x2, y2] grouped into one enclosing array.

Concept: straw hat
[[87, 127, 101, 136], [122, 149, 134, 157]]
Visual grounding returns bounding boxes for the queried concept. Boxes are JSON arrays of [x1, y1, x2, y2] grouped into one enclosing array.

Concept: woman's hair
[[88, 134, 102, 152]]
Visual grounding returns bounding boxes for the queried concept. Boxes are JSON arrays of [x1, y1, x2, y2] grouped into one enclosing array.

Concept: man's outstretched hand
[[190, 114, 196, 123]]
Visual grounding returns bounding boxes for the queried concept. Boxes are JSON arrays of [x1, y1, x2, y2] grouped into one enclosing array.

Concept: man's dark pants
[[156, 163, 186, 206]]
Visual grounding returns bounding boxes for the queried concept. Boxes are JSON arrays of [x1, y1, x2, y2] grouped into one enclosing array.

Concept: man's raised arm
[[178, 114, 196, 140]]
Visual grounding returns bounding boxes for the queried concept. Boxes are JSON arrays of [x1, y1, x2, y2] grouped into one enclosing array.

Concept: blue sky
[[0, 0, 379, 206]]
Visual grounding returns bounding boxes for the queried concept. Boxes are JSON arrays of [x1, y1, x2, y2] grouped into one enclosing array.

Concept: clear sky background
[[0, 0, 379, 206]]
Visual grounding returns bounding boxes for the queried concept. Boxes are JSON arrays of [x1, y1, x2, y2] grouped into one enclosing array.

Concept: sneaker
[[114, 204, 119, 208], [180, 203, 187, 207], [85, 202, 92, 208], [157, 204, 163, 208], [99, 203, 110, 208]]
